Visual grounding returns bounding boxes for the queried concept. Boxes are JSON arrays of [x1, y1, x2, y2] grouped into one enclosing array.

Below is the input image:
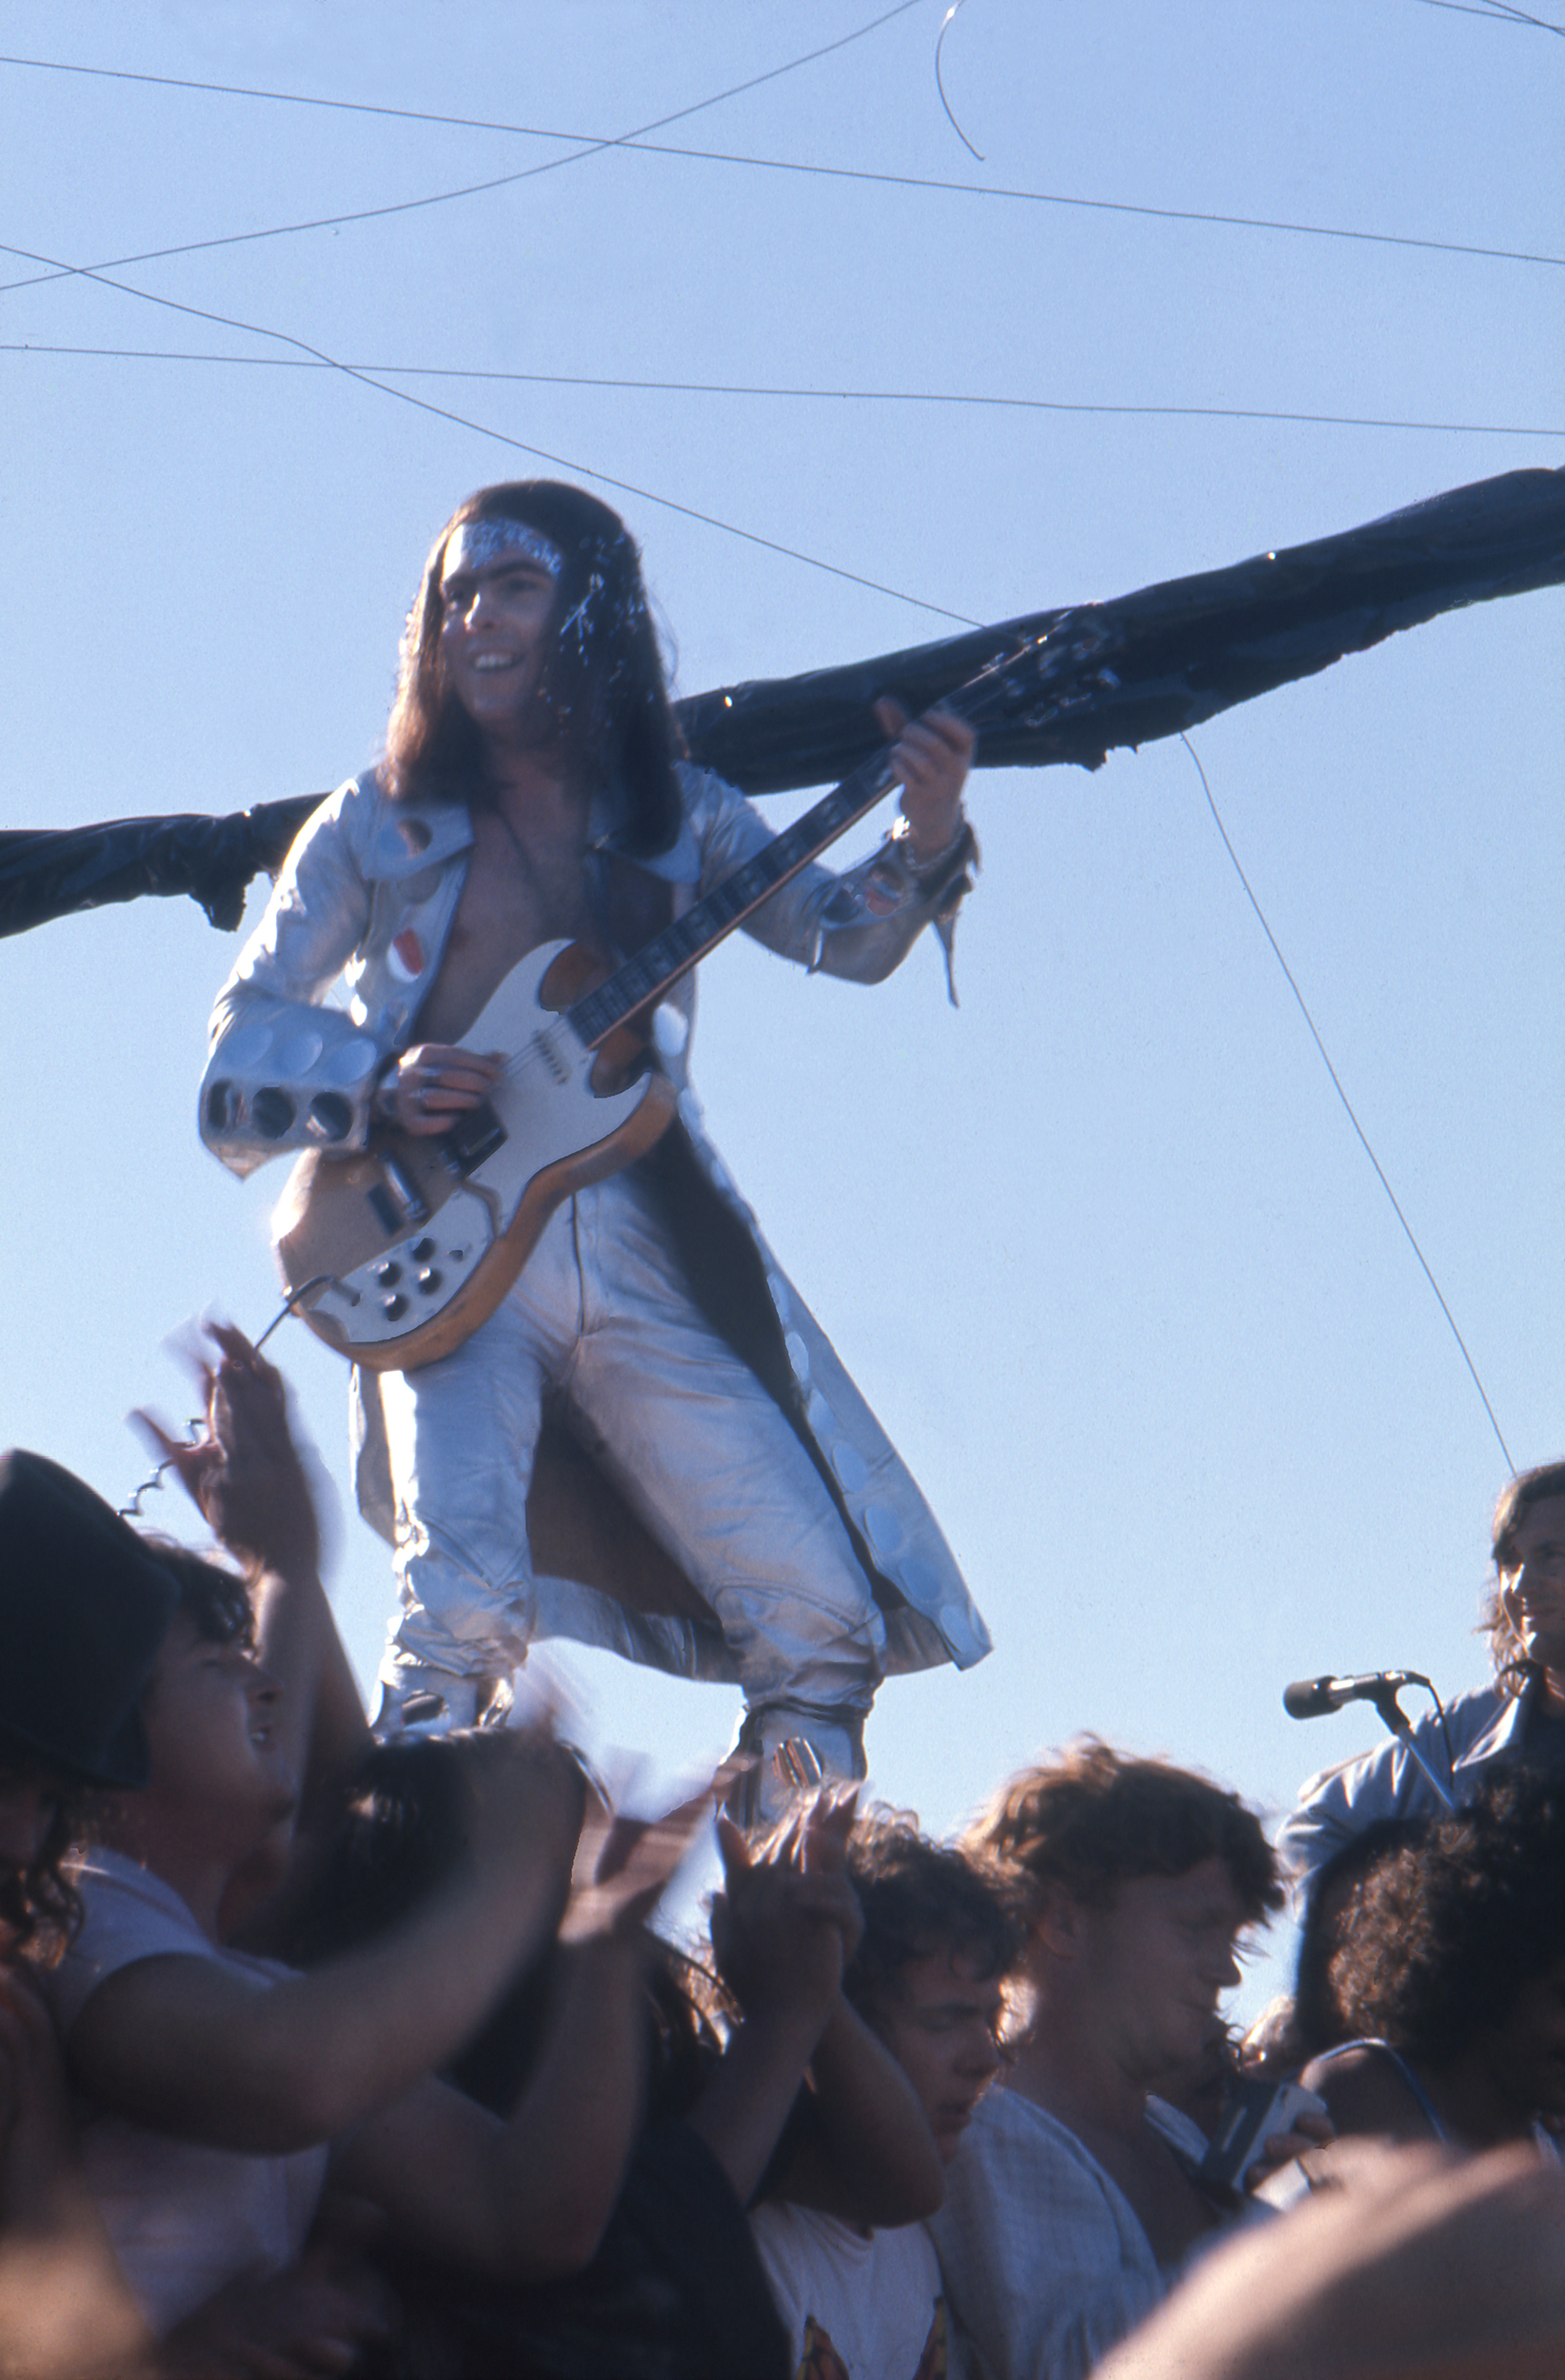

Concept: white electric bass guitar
[[272, 630, 1058, 1370]]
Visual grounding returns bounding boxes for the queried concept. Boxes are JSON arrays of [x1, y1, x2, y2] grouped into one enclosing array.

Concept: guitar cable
[[117, 1274, 334, 1518]]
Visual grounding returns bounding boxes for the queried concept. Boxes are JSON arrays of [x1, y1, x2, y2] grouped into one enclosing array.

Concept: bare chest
[[1079, 2120, 1220, 2267], [416, 804, 593, 1043]]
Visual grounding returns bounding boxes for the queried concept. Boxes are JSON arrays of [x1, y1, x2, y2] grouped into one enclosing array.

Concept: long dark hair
[[384, 481, 685, 857], [0, 1760, 83, 1964], [1480, 1459, 1565, 1681]]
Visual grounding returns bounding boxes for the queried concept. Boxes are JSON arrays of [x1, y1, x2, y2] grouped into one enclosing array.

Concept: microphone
[[1283, 1669, 1423, 1721]]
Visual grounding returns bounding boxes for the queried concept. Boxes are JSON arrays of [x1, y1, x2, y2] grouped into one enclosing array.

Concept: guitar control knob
[[375, 1260, 402, 1287], [382, 1294, 407, 1320], [410, 1238, 436, 1262], [416, 1268, 443, 1296]]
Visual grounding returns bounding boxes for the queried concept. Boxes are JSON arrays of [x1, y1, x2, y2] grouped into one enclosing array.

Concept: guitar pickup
[[367, 1157, 430, 1237], [439, 1100, 506, 1178]]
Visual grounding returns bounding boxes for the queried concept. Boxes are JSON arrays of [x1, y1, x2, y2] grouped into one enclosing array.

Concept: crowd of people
[[4, 1328, 1565, 2378]]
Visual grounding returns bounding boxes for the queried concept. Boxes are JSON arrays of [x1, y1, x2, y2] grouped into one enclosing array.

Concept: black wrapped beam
[[0, 799, 322, 940], [681, 465, 1565, 792], [3, 466, 1560, 942]]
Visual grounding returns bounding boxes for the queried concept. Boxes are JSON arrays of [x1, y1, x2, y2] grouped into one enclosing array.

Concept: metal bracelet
[[896, 816, 969, 879]]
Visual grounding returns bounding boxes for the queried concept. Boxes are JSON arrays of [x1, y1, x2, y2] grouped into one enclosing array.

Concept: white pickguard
[[281, 941, 663, 1360]]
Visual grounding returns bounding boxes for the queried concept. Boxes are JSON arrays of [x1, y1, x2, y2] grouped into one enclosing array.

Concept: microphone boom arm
[[1284, 1670, 1461, 1814], [1366, 1680, 1459, 1814]]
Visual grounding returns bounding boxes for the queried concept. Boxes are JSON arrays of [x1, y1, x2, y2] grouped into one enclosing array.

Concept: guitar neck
[[565, 644, 1035, 1051], [566, 749, 898, 1048]]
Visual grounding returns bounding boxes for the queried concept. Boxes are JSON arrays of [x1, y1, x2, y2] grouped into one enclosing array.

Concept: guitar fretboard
[[566, 631, 1051, 1050], [568, 761, 897, 1048]]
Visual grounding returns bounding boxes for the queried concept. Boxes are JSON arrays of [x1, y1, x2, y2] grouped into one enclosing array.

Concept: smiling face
[[1074, 1857, 1249, 2087], [866, 1947, 1006, 2160], [437, 520, 562, 751], [1500, 1497, 1565, 1684]]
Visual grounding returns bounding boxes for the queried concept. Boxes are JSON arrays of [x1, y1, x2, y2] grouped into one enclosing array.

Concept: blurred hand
[[1099, 2141, 1565, 2380], [710, 1787, 863, 2024], [134, 1322, 318, 1577], [559, 1774, 721, 1950], [1247, 2103, 1337, 2192]]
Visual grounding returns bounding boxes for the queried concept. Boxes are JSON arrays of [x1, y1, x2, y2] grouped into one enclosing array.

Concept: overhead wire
[[0, 0, 992, 625], [1474, 0, 1563, 26], [0, 51, 1559, 293], [2, 340, 1559, 440], [1180, 732, 1515, 1474], [934, 0, 985, 160], [0, 228, 980, 625], [1, 25, 1546, 1464], [0, 2, 926, 298], [1407, 0, 1563, 28]]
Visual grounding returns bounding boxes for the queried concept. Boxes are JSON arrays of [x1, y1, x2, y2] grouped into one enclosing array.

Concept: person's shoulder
[[674, 757, 745, 824], [969, 2084, 1076, 2150], [282, 769, 384, 865], [1299, 2041, 1437, 2146], [752, 2198, 869, 2263], [942, 2086, 1090, 2208], [73, 1848, 201, 1929], [1446, 1677, 1518, 1732], [320, 771, 476, 879], [48, 1852, 210, 2033], [334, 766, 414, 836]]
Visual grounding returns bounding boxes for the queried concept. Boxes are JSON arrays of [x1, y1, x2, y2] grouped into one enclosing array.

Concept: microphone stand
[[1363, 1679, 1458, 1813]]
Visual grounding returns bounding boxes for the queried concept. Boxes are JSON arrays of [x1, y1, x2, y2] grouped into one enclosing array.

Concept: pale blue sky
[[2, 0, 1560, 2009]]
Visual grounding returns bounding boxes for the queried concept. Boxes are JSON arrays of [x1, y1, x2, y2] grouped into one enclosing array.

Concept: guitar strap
[[591, 843, 677, 969]]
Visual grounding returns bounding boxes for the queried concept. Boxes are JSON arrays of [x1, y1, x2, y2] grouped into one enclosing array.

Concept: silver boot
[[728, 1699, 869, 1829], [372, 1663, 513, 1739]]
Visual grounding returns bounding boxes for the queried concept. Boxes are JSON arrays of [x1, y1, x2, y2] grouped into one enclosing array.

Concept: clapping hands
[[710, 1785, 864, 2029]]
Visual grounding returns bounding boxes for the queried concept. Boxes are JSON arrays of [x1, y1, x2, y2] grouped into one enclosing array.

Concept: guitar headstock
[[962, 608, 1123, 738]]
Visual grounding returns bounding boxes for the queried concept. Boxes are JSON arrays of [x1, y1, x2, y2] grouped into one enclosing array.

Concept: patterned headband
[[446, 517, 565, 578]]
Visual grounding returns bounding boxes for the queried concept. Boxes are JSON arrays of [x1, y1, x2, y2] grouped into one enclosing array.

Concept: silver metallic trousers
[[375, 1168, 888, 1717]]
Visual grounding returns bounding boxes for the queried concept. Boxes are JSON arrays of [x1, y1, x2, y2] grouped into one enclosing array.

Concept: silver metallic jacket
[[200, 763, 993, 1682]]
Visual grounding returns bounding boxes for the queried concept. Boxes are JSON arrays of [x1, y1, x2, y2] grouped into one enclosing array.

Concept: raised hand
[[710, 1787, 863, 2026], [133, 1321, 318, 1577], [559, 1772, 724, 1950]]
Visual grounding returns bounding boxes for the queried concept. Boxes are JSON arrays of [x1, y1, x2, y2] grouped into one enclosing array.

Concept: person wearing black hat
[[0, 1447, 179, 1954], [36, 1330, 719, 2343], [0, 1398, 393, 2376]]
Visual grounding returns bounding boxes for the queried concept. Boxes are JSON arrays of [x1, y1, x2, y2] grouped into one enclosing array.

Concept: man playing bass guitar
[[199, 481, 990, 1812]]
